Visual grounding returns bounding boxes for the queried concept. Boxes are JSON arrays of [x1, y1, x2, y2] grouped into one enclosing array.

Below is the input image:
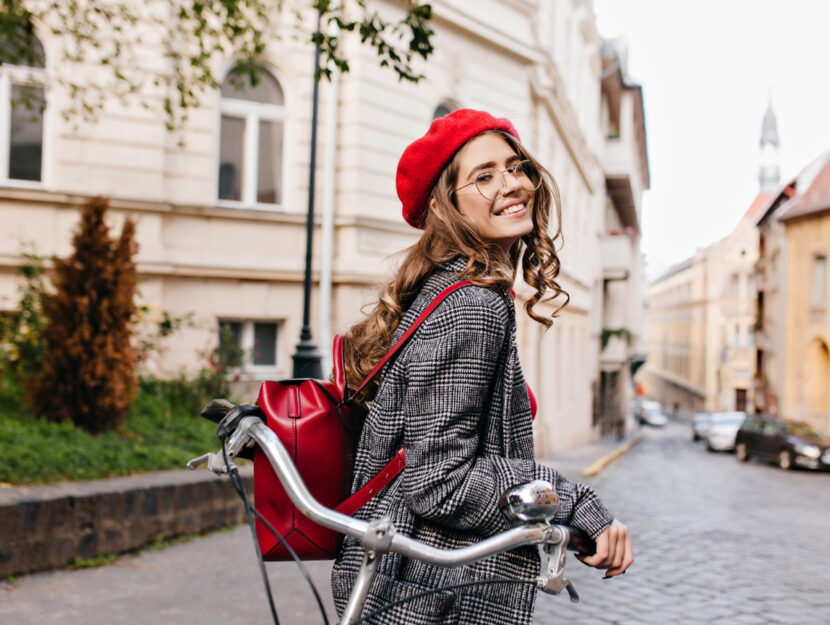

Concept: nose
[[501, 169, 523, 195]]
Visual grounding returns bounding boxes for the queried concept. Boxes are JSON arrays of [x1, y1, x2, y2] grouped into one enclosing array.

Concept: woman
[[331, 109, 633, 624]]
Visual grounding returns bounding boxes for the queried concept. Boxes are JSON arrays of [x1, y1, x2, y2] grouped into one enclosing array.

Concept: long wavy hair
[[342, 130, 569, 410]]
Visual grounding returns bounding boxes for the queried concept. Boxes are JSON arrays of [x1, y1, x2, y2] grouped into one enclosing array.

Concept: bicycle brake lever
[[536, 527, 580, 602], [186, 452, 230, 474]]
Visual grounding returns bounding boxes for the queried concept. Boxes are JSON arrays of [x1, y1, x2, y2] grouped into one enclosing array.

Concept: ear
[[428, 197, 446, 224]]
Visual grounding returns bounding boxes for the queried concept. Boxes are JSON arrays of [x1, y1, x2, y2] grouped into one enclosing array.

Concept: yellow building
[[755, 152, 830, 433], [643, 197, 762, 416]]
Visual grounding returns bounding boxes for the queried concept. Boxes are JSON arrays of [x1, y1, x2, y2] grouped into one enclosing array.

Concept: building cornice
[[429, 1, 543, 64], [0, 186, 316, 225], [0, 251, 382, 289], [529, 64, 597, 193]]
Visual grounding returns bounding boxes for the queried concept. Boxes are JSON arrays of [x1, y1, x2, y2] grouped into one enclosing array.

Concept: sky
[[592, 0, 830, 279]]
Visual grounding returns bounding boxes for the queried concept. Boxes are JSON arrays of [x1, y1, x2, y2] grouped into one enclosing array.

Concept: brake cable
[[222, 440, 331, 625]]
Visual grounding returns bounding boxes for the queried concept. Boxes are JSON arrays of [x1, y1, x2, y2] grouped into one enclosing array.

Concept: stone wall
[[0, 467, 252, 578]]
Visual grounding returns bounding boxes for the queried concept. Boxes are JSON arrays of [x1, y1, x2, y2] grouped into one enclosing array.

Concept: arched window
[[218, 67, 286, 207], [432, 100, 459, 120], [0, 34, 46, 184]]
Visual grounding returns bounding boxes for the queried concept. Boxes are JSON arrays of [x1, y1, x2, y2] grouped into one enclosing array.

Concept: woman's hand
[[575, 519, 633, 578]]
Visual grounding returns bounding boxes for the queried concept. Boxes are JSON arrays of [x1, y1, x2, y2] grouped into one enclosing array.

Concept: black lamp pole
[[292, 9, 323, 379]]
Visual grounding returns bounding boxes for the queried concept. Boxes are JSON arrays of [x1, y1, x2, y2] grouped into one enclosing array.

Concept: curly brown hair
[[342, 130, 569, 411]]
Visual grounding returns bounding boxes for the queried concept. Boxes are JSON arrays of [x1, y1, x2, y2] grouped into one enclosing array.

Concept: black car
[[735, 415, 830, 470]]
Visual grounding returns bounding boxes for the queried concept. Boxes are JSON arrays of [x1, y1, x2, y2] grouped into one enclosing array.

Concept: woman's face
[[451, 133, 535, 252]]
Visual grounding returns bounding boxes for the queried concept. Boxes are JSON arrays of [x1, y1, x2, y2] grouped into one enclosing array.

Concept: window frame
[[432, 99, 460, 121], [812, 253, 827, 307], [0, 57, 50, 189], [217, 318, 283, 377], [215, 66, 289, 212]]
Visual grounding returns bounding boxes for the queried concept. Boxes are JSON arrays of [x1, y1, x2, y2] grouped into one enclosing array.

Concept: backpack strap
[[338, 279, 474, 404], [332, 334, 347, 401], [333, 280, 474, 514], [335, 447, 406, 516]]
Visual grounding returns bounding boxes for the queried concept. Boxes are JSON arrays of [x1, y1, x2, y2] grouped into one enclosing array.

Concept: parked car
[[638, 400, 668, 427], [704, 412, 746, 451], [692, 412, 712, 441], [735, 416, 830, 470]]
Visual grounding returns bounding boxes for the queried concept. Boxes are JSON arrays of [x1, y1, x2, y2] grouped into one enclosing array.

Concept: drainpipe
[[319, 23, 340, 376]]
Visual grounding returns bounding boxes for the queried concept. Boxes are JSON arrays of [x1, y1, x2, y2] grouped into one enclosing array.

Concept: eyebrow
[[464, 154, 522, 181]]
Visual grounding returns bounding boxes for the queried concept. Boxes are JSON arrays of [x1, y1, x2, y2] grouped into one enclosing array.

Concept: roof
[[650, 256, 694, 284], [778, 155, 830, 221], [744, 192, 774, 221], [755, 150, 830, 226]]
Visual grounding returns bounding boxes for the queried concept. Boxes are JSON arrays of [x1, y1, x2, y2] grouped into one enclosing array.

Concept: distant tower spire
[[759, 95, 780, 193]]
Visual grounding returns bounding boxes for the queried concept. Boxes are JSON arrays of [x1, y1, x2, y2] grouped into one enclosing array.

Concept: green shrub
[[0, 374, 229, 486]]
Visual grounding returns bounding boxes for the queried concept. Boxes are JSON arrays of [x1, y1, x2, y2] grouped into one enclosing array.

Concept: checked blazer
[[331, 258, 614, 625]]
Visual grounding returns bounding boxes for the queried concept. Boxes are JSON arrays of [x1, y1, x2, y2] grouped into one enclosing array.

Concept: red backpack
[[253, 281, 473, 560]]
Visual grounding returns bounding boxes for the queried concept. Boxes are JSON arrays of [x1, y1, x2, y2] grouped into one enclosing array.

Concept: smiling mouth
[[495, 202, 526, 216]]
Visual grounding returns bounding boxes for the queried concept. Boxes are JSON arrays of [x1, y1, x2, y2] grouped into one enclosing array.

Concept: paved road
[[2, 421, 828, 624], [533, 421, 830, 625]]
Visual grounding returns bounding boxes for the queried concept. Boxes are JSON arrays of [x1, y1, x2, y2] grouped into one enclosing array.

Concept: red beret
[[396, 108, 520, 229]]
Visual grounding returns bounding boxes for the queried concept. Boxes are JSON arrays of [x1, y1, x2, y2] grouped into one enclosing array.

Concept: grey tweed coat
[[331, 258, 614, 625]]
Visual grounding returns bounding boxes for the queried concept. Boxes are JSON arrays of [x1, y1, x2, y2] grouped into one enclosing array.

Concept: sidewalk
[[541, 427, 646, 482]]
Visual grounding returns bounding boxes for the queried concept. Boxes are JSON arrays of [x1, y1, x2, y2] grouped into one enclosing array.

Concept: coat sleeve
[[400, 287, 614, 539]]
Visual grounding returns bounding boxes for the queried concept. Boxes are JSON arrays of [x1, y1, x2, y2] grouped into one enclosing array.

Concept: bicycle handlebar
[[237, 416, 595, 565]]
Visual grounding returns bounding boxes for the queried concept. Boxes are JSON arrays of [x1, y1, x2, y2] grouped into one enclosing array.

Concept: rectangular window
[[9, 85, 44, 181], [257, 120, 283, 205], [217, 319, 280, 371], [253, 322, 277, 366], [813, 255, 827, 305], [218, 115, 245, 201]]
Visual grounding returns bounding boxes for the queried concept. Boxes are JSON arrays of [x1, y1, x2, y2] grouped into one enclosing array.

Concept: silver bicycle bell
[[499, 480, 560, 523]]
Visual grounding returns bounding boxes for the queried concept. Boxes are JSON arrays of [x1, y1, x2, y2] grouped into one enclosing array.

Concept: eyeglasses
[[452, 159, 542, 201]]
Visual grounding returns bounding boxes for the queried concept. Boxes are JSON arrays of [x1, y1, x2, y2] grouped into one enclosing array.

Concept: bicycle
[[188, 399, 597, 625]]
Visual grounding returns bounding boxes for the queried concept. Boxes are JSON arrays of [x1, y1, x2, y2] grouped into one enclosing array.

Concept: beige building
[[754, 151, 830, 433], [593, 39, 649, 435], [643, 102, 782, 417], [643, 197, 764, 416], [0, 1, 648, 454]]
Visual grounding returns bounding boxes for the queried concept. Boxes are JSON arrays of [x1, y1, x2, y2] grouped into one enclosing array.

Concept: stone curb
[[581, 432, 646, 478], [0, 466, 252, 579]]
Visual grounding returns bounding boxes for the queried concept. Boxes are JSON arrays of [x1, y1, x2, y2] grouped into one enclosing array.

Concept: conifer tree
[[30, 197, 138, 432]]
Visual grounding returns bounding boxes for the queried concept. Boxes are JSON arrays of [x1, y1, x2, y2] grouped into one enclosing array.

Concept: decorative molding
[[430, 1, 543, 64], [529, 64, 597, 193]]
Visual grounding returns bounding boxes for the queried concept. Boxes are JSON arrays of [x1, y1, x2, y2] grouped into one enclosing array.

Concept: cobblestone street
[[534, 421, 830, 625], [3, 420, 829, 625]]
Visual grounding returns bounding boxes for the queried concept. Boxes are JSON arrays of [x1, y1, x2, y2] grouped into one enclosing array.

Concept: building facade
[[755, 151, 830, 433], [643, 206, 761, 416], [0, 0, 648, 454]]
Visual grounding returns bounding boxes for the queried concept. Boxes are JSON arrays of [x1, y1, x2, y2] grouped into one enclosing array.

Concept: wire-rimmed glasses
[[452, 159, 542, 201]]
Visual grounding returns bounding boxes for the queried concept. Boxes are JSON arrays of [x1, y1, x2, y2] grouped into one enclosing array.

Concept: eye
[[516, 161, 533, 176], [475, 172, 495, 183]]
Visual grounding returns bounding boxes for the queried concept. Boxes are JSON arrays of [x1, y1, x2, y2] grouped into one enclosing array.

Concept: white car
[[692, 412, 712, 441], [638, 400, 668, 427], [705, 412, 747, 451]]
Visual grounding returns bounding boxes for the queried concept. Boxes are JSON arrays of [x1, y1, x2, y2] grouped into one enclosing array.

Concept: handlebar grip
[[201, 398, 234, 424], [564, 526, 596, 555]]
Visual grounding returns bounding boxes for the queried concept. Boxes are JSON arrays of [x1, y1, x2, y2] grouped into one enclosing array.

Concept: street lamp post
[[292, 9, 323, 379]]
